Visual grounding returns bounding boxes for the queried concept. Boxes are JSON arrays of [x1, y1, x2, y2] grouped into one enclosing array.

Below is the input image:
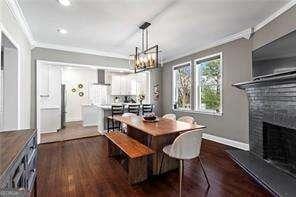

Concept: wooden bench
[[105, 132, 155, 184]]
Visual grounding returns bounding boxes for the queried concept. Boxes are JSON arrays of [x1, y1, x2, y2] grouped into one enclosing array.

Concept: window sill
[[172, 109, 223, 116]]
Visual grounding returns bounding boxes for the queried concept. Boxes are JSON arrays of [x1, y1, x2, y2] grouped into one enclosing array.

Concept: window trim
[[194, 52, 223, 115], [172, 61, 192, 111]]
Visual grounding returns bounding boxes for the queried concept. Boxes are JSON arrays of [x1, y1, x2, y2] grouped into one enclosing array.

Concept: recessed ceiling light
[[58, 0, 71, 6], [57, 28, 68, 34]]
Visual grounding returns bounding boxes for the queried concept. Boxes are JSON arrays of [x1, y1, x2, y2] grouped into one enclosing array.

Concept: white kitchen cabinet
[[120, 76, 127, 95], [111, 74, 139, 95], [40, 65, 61, 108], [111, 75, 121, 95], [81, 105, 99, 127], [40, 108, 60, 133], [39, 64, 50, 96], [127, 75, 137, 95]]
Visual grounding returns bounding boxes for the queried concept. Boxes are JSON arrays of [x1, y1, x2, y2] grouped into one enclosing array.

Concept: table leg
[[126, 126, 179, 175], [128, 156, 147, 184]]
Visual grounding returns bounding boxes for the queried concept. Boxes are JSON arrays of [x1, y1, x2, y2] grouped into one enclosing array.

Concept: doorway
[[0, 32, 19, 131]]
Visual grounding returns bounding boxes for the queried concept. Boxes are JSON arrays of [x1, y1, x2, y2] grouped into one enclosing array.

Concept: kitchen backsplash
[[111, 95, 138, 104]]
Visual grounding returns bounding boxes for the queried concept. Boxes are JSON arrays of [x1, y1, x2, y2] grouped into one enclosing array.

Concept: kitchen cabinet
[[39, 64, 50, 96], [82, 105, 99, 127], [39, 65, 61, 107], [111, 74, 138, 96], [126, 75, 137, 95], [111, 75, 121, 95], [40, 108, 60, 133]]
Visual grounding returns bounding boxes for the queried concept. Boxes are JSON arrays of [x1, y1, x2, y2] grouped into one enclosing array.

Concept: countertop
[[98, 103, 144, 110], [0, 129, 36, 181], [82, 103, 143, 110]]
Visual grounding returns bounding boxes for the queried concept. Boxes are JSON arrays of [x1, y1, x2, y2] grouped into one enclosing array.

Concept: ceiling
[[18, 0, 290, 62]]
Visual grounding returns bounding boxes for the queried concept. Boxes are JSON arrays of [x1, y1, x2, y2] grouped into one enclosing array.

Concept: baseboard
[[202, 133, 249, 151], [40, 130, 58, 134]]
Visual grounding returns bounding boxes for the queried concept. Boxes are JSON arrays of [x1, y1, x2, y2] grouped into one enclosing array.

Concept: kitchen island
[[82, 103, 154, 134]]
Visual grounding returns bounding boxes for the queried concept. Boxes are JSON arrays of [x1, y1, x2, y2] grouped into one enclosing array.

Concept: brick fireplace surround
[[227, 73, 296, 197]]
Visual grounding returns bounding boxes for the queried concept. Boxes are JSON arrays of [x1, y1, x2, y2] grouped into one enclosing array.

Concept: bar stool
[[128, 104, 140, 115], [159, 130, 210, 197], [107, 105, 124, 132], [142, 104, 153, 115]]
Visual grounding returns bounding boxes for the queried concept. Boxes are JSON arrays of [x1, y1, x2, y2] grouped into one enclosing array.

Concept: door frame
[[0, 23, 21, 130], [36, 60, 133, 143]]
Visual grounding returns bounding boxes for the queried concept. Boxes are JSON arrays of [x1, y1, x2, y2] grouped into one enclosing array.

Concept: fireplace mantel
[[233, 73, 296, 90]]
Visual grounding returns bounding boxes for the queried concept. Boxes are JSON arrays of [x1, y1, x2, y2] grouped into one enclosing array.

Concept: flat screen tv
[[252, 30, 296, 78]]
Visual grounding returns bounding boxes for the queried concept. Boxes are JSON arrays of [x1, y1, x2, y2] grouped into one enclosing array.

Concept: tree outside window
[[196, 55, 222, 113], [173, 63, 191, 110]]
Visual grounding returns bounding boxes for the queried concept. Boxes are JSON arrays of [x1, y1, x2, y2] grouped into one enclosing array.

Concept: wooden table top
[[0, 129, 36, 180], [112, 116, 205, 136]]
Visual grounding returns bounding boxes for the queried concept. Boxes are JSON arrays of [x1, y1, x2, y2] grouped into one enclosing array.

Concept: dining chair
[[142, 104, 153, 115], [177, 116, 195, 124], [162, 114, 176, 120], [128, 104, 140, 115], [159, 130, 210, 197], [107, 105, 124, 132], [121, 113, 137, 132]]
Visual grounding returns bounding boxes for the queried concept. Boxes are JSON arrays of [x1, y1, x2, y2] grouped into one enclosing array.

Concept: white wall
[[3, 47, 18, 130], [62, 67, 97, 122], [0, 0, 32, 129]]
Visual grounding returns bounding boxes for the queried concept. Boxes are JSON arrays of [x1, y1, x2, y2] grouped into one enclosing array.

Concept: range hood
[[93, 69, 111, 86]]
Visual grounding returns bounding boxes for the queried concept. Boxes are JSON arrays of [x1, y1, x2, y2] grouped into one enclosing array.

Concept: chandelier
[[130, 22, 161, 73]]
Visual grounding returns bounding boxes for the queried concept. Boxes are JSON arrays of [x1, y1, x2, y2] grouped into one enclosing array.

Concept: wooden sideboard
[[0, 129, 37, 196]]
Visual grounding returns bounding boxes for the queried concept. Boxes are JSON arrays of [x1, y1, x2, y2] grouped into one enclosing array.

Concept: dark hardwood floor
[[37, 136, 271, 197]]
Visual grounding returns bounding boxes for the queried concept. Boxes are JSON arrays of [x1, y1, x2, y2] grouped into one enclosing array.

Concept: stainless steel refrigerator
[[61, 84, 66, 129]]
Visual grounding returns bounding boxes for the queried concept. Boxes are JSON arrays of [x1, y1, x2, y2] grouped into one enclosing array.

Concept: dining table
[[111, 115, 206, 175]]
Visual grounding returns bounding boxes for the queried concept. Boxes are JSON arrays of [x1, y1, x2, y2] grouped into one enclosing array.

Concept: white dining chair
[[177, 116, 195, 124], [162, 113, 176, 120], [121, 113, 137, 132], [159, 130, 210, 197]]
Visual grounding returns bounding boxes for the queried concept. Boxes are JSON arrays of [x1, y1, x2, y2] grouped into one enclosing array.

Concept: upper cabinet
[[39, 65, 62, 108], [111, 74, 138, 96], [111, 75, 122, 95], [39, 64, 50, 96]]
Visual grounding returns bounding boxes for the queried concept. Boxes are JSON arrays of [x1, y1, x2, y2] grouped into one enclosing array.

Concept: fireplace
[[263, 122, 296, 177], [229, 73, 296, 196]]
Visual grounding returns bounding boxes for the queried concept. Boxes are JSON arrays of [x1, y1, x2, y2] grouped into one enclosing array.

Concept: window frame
[[194, 52, 223, 116], [172, 61, 192, 111]]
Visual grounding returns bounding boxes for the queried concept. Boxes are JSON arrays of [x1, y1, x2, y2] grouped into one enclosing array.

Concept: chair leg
[[179, 159, 183, 197], [158, 153, 165, 175], [112, 120, 115, 131], [198, 157, 210, 187], [107, 118, 110, 132]]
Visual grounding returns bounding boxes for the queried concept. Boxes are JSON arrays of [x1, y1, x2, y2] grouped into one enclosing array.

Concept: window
[[172, 62, 191, 110], [195, 53, 222, 114]]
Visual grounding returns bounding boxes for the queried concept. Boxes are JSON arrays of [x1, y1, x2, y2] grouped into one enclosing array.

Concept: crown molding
[[254, 0, 296, 32], [34, 42, 130, 60], [163, 28, 253, 63], [4, 0, 35, 46]]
